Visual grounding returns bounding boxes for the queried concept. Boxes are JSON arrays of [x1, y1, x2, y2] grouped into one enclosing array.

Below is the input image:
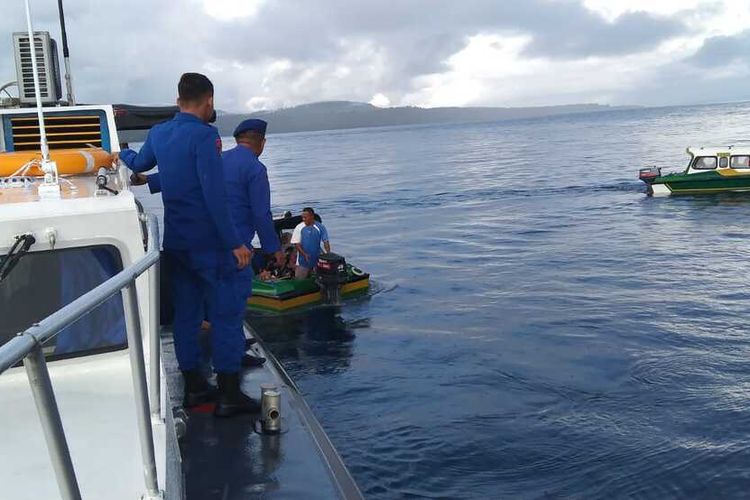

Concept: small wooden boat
[[247, 214, 370, 313]]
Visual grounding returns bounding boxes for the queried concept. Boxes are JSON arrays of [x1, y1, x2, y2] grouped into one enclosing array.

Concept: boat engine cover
[[315, 253, 347, 304]]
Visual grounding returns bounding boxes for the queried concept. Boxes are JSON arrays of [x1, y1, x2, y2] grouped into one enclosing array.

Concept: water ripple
[[248, 102, 750, 499]]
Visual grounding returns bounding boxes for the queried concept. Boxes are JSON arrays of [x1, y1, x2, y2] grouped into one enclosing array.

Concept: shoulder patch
[[215, 137, 222, 154]]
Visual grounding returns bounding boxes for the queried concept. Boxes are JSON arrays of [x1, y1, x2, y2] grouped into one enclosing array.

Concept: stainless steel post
[[23, 345, 81, 500], [148, 260, 161, 417], [23, 0, 49, 162], [56, 0, 76, 105], [121, 281, 161, 498]]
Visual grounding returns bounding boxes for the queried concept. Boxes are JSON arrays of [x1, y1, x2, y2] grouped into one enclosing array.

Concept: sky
[[1, 0, 750, 112]]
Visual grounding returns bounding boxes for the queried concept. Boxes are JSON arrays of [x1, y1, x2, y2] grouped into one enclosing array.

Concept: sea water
[[141, 101, 750, 498]]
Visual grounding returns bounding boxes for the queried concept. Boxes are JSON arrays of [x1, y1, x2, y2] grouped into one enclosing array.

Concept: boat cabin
[[684, 147, 750, 174], [0, 104, 166, 499]]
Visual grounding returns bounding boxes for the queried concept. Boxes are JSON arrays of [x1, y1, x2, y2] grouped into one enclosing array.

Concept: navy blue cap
[[233, 119, 267, 137]]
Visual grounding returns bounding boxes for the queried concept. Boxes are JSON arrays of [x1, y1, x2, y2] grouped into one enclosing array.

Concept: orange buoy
[[0, 148, 113, 176]]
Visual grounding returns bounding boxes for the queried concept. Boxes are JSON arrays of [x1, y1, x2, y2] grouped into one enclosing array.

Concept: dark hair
[[178, 73, 214, 102], [302, 207, 315, 215]]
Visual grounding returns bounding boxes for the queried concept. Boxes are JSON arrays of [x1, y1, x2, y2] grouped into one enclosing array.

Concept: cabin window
[[692, 156, 717, 170], [719, 156, 729, 168], [0, 245, 126, 361], [731, 156, 750, 168]]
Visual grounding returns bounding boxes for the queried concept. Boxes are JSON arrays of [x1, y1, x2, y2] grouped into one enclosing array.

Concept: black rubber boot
[[214, 373, 262, 417], [182, 370, 217, 408], [242, 354, 266, 368]]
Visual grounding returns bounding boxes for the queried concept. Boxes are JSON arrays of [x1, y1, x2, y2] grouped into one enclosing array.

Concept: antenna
[[56, 0, 75, 105], [24, 0, 60, 198]]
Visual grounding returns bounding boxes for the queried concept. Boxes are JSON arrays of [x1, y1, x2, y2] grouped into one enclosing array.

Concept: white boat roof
[[686, 146, 750, 156]]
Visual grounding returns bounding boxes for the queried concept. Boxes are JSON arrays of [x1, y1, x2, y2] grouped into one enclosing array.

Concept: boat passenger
[[119, 73, 259, 417], [291, 207, 331, 279]]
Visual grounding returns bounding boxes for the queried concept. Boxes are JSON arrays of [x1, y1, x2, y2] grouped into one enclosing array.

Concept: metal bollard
[[261, 388, 281, 434]]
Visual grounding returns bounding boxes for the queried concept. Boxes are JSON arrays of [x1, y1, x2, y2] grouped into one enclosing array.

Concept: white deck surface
[[0, 349, 166, 499]]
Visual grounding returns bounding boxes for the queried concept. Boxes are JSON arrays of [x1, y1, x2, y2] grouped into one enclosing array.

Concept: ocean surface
[[145, 102, 750, 498]]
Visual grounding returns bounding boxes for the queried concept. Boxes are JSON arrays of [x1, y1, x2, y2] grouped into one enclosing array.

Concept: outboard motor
[[315, 253, 347, 304]]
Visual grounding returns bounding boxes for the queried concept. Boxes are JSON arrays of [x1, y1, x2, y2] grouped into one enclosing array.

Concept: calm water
[[145, 102, 750, 498]]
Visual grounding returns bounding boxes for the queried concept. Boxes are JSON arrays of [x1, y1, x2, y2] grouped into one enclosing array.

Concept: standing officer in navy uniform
[[119, 73, 259, 417], [223, 119, 285, 317], [135, 119, 284, 369]]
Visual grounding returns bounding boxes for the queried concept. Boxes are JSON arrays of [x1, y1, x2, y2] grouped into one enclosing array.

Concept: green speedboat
[[639, 147, 750, 195], [247, 213, 370, 313]]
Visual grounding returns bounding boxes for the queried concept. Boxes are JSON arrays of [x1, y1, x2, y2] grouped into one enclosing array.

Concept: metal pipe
[[0, 334, 36, 373], [0, 81, 18, 98], [56, 0, 75, 105], [24, 345, 82, 500], [148, 257, 161, 417], [122, 281, 161, 498], [0, 215, 160, 375], [23, 0, 50, 161]]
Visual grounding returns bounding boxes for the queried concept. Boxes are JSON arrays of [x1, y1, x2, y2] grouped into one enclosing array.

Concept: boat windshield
[[0, 245, 126, 361], [692, 156, 717, 170]]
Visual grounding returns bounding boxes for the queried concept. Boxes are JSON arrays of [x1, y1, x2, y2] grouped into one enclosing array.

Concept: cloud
[[522, 10, 684, 58], [688, 30, 750, 67], [202, 0, 266, 22], [369, 93, 390, 107], [0, 0, 746, 110]]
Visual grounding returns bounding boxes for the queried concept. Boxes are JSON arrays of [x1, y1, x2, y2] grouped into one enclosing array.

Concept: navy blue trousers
[[165, 249, 245, 374], [236, 266, 254, 306]]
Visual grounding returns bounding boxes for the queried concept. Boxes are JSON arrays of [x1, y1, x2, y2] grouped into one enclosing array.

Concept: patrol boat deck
[[162, 325, 360, 499], [0, 7, 363, 496]]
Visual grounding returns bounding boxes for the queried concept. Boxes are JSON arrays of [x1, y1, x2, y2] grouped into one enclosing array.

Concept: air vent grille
[[12, 31, 61, 104], [17, 37, 49, 98], [11, 115, 102, 151]]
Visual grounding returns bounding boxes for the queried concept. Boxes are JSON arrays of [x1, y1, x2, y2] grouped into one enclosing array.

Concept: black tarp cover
[[274, 213, 322, 232], [112, 104, 179, 131], [113, 104, 218, 130]]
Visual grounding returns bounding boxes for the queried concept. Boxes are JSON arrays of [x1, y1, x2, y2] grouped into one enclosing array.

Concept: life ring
[[351, 266, 365, 276], [0, 147, 113, 177]]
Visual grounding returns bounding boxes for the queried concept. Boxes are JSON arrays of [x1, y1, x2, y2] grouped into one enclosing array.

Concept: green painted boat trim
[[247, 263, 371, 312], [247, 278, 370, 313], [252, 276, 319, 299], [652, 170, 750, 194]]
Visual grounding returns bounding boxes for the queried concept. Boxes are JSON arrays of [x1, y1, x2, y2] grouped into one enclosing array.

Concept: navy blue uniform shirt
[[222, 145, 280, 252], [120, 112, 241, 251]]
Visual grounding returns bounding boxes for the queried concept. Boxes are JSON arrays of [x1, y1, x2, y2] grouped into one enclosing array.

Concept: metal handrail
[[0, 213, 163, 500]]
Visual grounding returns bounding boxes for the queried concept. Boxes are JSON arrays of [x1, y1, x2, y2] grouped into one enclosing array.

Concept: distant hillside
[[215, 101, 637, 136]]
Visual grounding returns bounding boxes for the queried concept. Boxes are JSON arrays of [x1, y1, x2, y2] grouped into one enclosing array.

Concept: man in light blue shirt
[[290, 207, 330, 279]]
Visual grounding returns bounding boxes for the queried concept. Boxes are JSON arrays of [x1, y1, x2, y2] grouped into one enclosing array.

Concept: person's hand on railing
[[130, 173, 148, 186]]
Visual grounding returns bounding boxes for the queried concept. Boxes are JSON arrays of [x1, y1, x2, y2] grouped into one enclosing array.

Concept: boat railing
[[0, 213, 163, 500]]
